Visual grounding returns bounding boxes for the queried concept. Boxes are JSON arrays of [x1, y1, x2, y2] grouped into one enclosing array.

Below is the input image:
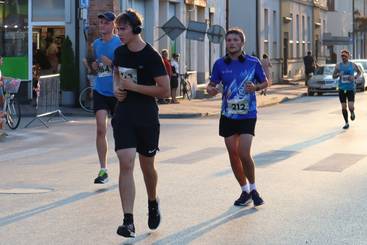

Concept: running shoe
[[117, 223, 135, 238], [234, 191, 252, 206], [351, 112, 355, 121], [250, 190, 264, 206], [148, 200, 161, 230], [343, 123, 349, 130], [94, 169, 109, 184]]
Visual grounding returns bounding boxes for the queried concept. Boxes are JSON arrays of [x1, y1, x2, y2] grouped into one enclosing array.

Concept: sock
[[250, 183, 257, 191], [241, 184, 250, 193], [123, 213, 134, 224], [148, 199, 158, 209], [101, 168, 107, 172], [350, 109, 355, 120], [342, 109, 348, 124]]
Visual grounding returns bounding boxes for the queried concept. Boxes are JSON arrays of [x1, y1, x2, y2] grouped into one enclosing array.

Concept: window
[[264, 9, 269, 56], [289, 13, 293, 58], [32, 0, 65, 22], [327, 0, 335, 11], [302, 15, 306, 56], [296, 14, 300, 57], [0, 0, 28, 79], [273, 10, 277, 58], [307, 16, 311, 52]]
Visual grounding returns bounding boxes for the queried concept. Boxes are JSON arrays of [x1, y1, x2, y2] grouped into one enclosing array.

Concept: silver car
[[307, 64, 337, 96], [351, 61, 367, 91]]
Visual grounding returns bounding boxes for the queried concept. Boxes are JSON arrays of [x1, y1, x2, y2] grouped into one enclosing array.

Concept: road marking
[[161, 147, 225, 164], [0, 148, 57, 162], [304, 153, 366, 172]]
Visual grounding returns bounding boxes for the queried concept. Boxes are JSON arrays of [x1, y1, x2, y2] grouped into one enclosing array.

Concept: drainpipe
[[226, 0, 229, 31], [256, 0, 260, 57], [75, 0, 80, 96], [352, 0, 355, 58]]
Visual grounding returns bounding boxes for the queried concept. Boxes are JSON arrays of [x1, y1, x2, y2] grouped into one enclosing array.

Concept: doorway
[[32, 26, 65, 76]]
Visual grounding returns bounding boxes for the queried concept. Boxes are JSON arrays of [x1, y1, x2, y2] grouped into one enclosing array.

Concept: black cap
[[98, 11, 116, 22]]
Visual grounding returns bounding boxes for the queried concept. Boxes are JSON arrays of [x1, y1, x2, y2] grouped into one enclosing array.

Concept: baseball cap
[[98, 11, 116, 22]]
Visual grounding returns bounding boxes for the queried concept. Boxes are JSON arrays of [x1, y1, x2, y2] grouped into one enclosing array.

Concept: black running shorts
[[93, 90, 117, 115], [111, 117, 160, 157], [219, 115, 257, 137], [338, 90, 355, 103]]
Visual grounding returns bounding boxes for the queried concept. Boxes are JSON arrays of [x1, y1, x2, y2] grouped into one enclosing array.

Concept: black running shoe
[[351, 112, 355, 121], [234, 191, 251, 206], [117, 223, 135, 238], [148, 201, 161, 230], [250, 190, 264, 206], [94, 169, 109, 184], [343, 123, 349, 130]]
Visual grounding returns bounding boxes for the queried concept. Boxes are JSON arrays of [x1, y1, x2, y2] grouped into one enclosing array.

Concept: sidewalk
[[20, 83, 307, 119], [158, 82, 307, 118]]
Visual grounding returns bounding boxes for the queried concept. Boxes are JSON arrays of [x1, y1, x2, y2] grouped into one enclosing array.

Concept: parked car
[[307, 64, 337, 96], [353, 62, 367, 91]]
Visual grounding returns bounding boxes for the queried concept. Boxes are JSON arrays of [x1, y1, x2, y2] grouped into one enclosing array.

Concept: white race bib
[[341, 75, 352, 83], [97, 63, 112, 77], [227, 98, 249, 115]]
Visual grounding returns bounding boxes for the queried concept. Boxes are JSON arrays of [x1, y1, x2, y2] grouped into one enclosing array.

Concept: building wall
[[258, 0, 281, 82], [228, 0, 257, 55]]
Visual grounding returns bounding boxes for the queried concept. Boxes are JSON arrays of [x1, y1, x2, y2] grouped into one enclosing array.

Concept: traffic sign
[[161, 16, 186, 41], [207, 24, 225, 44], [186, 21, 207, 41]]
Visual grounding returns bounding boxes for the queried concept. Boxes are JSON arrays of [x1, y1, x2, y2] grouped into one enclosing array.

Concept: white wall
[[229, 0, 257, 55]]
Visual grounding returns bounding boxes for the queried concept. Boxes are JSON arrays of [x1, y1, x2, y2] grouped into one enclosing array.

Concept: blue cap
[[98, 11, 116, 22]]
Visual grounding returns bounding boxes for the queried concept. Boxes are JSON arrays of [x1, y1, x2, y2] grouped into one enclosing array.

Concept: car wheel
[[317, 92, 323, 96]]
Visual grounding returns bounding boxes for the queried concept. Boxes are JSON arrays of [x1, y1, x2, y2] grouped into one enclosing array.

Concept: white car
[[307, 64, 337, 96]]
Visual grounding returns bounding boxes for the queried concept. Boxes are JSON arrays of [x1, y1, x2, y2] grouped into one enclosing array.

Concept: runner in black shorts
[[91, 11, 121, 184], [207, 28, 268, 207], [112, 9, 170, 238], [332, 49, 360, 129]]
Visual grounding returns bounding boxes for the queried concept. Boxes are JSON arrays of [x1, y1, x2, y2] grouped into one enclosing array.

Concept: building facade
[[0, 0, 77, 100], [84, 0, 227, 91], [229, 0, 329, 82]]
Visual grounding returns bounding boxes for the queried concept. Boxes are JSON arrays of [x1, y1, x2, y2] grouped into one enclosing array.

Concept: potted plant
[[60, 36, 78, 106]]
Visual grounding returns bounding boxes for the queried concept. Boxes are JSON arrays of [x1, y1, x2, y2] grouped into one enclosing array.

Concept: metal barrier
[[25, 74, 67, 128]]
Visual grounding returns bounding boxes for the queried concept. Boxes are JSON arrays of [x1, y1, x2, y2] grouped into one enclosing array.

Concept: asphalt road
[[1, 92, 367, 245]]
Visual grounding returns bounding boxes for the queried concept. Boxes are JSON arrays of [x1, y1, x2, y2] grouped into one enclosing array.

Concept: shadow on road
[[0, 184, 118, 227], [214, 128, 345, 175], [149, 206, 257, 245]]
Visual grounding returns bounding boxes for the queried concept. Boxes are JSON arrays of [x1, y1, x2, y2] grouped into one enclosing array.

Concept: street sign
[[207, 24, 225, 44], [186, 20, 207, 41], [80, 0, 89, 8], [161, 16, 186, 41]]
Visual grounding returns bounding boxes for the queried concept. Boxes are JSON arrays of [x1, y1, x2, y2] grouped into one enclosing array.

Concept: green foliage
[[60, 36, 77, 91]]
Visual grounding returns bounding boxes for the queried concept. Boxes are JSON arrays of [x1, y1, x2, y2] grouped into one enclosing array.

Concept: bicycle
[[1, 79, 21, 130], [79, 85, 94, 113], [79, 74, 95, 113], [179, 73, 192, 100]]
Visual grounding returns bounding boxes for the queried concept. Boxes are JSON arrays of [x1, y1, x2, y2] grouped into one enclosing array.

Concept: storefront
[[0, 0, 76, 101]]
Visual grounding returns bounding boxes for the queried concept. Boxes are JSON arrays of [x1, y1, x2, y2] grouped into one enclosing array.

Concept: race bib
[[341, 75, 352, 83], [227, 98, 249, 115], [97, 63, 112, 77]]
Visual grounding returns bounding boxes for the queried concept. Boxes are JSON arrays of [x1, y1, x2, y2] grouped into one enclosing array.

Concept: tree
[[60, 36, 77, 91]]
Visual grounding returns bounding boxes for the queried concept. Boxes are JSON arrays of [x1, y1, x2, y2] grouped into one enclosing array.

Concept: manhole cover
[[0, 188, 54, 194]]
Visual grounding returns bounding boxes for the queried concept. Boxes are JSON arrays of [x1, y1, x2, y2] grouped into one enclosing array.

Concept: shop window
[[0, 0, 28, 79], [32, 0, 65, 22]]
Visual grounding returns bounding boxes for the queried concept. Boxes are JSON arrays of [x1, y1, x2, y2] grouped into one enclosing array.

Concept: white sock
[[241, 184, 250, 193], [250, 183, 256, 191]]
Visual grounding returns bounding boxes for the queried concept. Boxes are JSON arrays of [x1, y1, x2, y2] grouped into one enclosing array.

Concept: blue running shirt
[[92, 36, 121, 96], [211, 55, 266, 119], [338, 62, 356, 91]]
